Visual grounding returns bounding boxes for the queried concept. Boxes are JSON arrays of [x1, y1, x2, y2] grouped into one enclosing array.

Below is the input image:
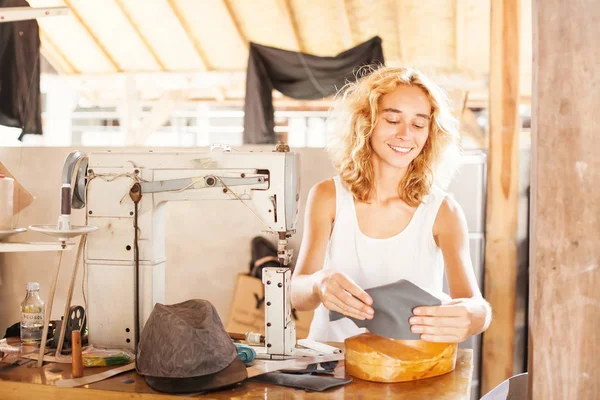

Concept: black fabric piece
[[279, 362, 337, 375], [329, 279, 443, 340], [3, 322, 20, 339], [243, 36, 384, 144], [0, 0, 43, 139], [277, 368, 334, 376], [3, 321, 58, 341], [250, 372, 352, 392], [251, 260, 279, 281], [249, 236, 278, 278]]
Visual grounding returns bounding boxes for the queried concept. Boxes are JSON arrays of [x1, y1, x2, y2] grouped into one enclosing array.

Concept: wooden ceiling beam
[[213, 87, 226, 102], [53, 70, 491, 100], [39, 28, 79, 74], [154, 0, 228, 103], [395, 0, 407, 64], [166, 0, 209, 71], [63, 0, 121, 72], [455, 0, 466, 69], [222, 0, 249, 49], [281, 0, 303, 52], [135, 89, 191, 145], [338, 0, 354, 49], [114, 0, 167, 71]]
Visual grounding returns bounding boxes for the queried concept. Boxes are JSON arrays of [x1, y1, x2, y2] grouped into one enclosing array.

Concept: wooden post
[[481, 0, 520, 394], [529, 0, 600, 399]]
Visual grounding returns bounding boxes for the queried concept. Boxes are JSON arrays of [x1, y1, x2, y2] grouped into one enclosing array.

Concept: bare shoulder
[[433, 196, 468, 235], [310, 178, 336, 198], [306, 178, 336, 220]]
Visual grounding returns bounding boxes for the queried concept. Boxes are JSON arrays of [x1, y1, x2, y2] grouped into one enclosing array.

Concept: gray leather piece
[[250, 372, 352, 392], [329, 279, 442, 340]]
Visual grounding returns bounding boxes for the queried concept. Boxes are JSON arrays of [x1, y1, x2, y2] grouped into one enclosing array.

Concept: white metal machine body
[[82, 147, 299, 358], [261, 268, 296, 358]]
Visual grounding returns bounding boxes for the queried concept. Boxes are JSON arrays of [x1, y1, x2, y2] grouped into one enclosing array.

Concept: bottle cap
[[26, 282, 40, 291]]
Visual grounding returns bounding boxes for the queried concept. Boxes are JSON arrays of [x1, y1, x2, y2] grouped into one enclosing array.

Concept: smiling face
[[370, 85, 432, 172]]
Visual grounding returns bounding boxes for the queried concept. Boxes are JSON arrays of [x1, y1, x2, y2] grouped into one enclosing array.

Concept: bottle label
[[22, 313, 43, 323]]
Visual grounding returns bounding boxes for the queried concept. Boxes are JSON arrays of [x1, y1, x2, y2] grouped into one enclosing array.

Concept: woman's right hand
[[314, 270, 374, 320]]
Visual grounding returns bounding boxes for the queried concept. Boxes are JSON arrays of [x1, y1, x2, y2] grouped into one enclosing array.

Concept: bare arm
[[410, 197, 492, 342], [290, 180, 336, 311], [291, 180, 373, 319], [436, 197, 482, 299]]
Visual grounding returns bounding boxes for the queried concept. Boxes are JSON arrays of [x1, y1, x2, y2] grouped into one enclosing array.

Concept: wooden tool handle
[[228, 331, 265, 342], [71, 331, 83, 378]]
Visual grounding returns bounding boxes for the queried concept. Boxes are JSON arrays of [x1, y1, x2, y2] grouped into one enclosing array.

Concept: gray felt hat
[[136, 299, 247, 394]]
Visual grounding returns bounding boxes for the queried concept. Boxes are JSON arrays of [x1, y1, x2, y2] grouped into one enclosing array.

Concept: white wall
[[0, 146, 336, 336]]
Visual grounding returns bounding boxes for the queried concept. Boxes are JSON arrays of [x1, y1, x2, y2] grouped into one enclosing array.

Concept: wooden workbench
[[0, 344, 473, 399]]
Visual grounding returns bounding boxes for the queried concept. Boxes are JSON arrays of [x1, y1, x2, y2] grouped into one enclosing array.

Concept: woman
[[291, 66, 491, 343]]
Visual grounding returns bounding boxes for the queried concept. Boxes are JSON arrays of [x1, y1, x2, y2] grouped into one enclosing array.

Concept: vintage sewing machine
[[62, 145, 301, 359]]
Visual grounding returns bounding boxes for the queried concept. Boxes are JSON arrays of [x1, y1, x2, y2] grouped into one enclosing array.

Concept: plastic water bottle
[[20, 282, 45, 343]]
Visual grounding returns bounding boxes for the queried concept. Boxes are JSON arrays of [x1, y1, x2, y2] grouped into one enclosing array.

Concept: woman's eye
[[386, 119, 400, 125], [413, 124, 425, 129]]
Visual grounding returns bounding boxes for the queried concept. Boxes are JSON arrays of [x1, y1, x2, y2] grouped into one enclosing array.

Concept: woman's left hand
[[409, 298, 490, 343]]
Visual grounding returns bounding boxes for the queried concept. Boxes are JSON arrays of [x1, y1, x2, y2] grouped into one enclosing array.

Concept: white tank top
[[307, 176, 447, 342]]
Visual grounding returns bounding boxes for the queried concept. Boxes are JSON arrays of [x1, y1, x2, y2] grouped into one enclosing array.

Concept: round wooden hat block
[[344, 332, 458, 382]]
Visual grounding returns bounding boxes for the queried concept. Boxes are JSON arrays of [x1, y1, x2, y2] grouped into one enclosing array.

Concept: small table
[[0, 340, 473, 400]]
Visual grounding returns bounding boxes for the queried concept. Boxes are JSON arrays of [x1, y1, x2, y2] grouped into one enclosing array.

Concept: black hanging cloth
[[243, 36, 384, 144], [0, 0, 43, 140]]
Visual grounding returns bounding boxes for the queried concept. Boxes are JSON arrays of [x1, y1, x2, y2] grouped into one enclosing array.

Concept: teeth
[[388, 144, 411, 153]]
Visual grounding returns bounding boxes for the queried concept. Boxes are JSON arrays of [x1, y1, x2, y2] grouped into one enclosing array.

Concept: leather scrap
[[329, 279, 444, 340]]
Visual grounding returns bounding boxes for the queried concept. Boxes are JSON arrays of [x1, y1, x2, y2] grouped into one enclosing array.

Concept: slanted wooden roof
[[27, 0, 532, 104]]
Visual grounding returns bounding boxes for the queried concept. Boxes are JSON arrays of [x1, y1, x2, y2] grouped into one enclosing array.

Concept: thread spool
[[0, 175, 14, 230], [71, 330, 83, 378]]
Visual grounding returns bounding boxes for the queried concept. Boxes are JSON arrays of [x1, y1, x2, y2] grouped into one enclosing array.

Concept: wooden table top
[[0, 342, 473, 400]]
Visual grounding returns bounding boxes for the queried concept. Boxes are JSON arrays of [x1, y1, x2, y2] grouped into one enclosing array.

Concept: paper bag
[[0, 161, 34, 215], [227, 274, 313, 339]]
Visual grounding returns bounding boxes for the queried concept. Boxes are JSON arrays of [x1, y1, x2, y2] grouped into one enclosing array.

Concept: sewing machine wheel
[[61, 151, 88, 209], [71, 157, 88, 209]]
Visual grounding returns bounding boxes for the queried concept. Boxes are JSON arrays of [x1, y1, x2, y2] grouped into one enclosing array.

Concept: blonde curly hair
[[327, 66, 461, 207]]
